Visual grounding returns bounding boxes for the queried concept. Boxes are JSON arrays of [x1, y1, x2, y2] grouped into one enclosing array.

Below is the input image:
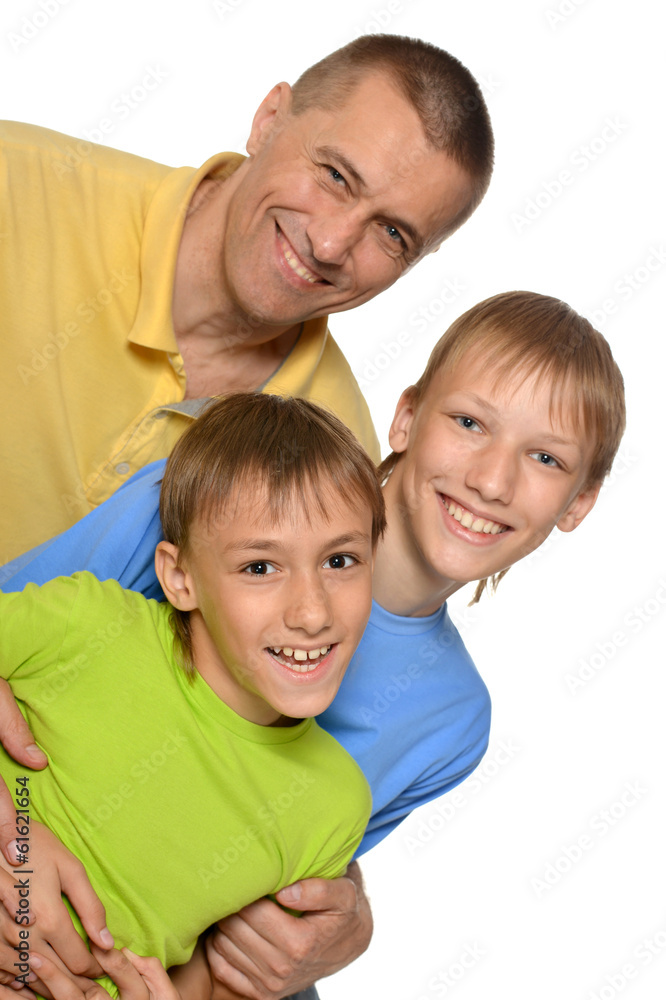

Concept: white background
[[2, 1, 664, 997]]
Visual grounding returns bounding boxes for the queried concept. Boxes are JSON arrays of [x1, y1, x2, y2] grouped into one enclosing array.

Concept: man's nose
[[306, 209, 364, 266]]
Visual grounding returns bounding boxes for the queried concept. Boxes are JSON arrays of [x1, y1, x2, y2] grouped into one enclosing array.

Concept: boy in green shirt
[[0, 393, 385, 998]]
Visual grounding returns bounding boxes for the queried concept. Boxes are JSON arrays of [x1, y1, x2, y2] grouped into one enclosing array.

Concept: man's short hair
[[160, 392, 386, 671], [378, 290, 626, 602], [291, 34, 494, 236]]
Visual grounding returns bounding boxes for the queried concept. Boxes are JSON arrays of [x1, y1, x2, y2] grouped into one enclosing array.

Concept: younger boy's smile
[[167, 486, 375, 726]]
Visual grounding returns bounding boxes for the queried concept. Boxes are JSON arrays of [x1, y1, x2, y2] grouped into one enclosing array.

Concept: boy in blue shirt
[[0, 290, 625, 1000]]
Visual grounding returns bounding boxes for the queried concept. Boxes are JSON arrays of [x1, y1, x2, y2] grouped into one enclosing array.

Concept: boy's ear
[[246, 82, 293, 156], [556, 481, 602, 533], [388, 388, 418, 455], [155, 542, 198, 611]]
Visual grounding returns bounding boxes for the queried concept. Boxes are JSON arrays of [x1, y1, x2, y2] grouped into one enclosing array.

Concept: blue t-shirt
[[1, 461, 491, 856]]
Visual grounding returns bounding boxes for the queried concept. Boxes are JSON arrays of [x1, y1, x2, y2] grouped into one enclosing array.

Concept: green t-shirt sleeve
[[0, 577, 78, 680]]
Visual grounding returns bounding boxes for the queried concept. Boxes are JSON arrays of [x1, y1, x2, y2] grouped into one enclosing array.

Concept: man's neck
[[171, 172, 302, 398]]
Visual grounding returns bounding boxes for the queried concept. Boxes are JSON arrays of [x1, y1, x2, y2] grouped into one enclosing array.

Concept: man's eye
[[327, 167, 346, 185], [385, 225, 404, 244], [455, 415, 481, 432], [243, 562, 276, 575], [324, 554, 356, 570], [530, 452, 560, 468]]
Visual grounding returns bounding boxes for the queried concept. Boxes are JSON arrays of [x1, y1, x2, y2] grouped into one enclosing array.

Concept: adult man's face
[[220, 72, 475, 328]]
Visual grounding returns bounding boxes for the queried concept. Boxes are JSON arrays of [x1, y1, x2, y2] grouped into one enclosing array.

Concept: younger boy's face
[[387, 353, 600, 587], [170, 486, 374, 726]]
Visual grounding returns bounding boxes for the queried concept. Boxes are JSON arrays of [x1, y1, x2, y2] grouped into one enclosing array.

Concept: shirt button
[[154, 410, 167, 420], [115, 462, 130, 475]]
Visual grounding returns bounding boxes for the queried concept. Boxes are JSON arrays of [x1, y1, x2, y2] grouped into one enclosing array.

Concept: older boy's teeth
[[444, 498, 506, 535], [283, 646, 293, 656]]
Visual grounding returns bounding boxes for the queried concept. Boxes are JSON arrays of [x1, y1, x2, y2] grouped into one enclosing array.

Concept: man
[[1, 33, 491, 564], [0, 33, 493, 1000]]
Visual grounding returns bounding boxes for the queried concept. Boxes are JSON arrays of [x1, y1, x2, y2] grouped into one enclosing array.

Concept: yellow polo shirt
[[0, 122, 378, 562]]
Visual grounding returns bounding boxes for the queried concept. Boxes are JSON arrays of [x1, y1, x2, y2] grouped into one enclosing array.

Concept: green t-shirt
[[0, 573, 371, 978]]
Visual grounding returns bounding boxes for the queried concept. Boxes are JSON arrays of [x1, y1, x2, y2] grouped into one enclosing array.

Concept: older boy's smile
[[379, 353, 600, 614], [440, 495, 510, 537]]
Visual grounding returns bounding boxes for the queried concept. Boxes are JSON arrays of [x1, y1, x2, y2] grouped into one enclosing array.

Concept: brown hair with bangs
[[379, 290, 626, 603], [290, 34, 494, 238], [160, 393, 386, 672]]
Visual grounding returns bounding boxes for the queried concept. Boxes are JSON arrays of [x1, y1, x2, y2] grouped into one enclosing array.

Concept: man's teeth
[[444, 499, 507, 535], [269, 645, 331, 672], [283, 246, 318, 283]]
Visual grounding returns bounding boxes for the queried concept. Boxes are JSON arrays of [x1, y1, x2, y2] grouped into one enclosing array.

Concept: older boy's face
[[387, 355, 600, 586], [180, 487, 374, 726]]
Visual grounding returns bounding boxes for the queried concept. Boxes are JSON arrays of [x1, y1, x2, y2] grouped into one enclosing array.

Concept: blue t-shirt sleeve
[[354, 723, 490, 856], [1, 461, 166, 600]]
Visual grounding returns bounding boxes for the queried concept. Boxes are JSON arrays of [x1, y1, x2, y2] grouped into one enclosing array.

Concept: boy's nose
[[465, 445, 516, 505], [283, 575, 333, 635]]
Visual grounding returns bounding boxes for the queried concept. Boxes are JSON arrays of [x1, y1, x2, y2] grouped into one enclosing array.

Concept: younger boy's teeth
[[269, 645, 331, 671], [444, 498, 506, 535]]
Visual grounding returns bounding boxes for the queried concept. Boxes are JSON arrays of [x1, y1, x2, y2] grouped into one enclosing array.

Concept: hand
[[206, 863, 372, 1000], [27, 945, 180, 1000], [0, 680, 48, 866], [0, 822, 112, 983]]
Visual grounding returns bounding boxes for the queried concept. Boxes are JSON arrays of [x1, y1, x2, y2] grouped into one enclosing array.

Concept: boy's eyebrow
[[456, 392, 582, 448], [224, 531, 371, 554]]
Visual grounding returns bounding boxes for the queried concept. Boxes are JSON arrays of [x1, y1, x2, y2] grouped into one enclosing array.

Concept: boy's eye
[[243, 561, 276, 576], [455, 415, 482, 432], [530, 451, 560, 468], [324, 553, 356, 570]]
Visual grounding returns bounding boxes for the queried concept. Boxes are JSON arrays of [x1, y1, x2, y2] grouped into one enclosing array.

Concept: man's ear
[[246, 82, 293, 156], [155, 542, 198, 611], [388, 388, 418, 455], [556, 481, 602, 533]]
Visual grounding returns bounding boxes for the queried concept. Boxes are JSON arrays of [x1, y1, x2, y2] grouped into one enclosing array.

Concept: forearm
[[169, 940, 213, 1000]]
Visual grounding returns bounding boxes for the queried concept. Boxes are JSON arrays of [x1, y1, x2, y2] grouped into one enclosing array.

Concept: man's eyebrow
[[316, 144, 424, 252], [317, 145, 367, 189]]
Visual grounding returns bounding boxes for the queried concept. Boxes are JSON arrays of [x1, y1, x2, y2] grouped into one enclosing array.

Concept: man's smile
[[276, 226, 330, 286]]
